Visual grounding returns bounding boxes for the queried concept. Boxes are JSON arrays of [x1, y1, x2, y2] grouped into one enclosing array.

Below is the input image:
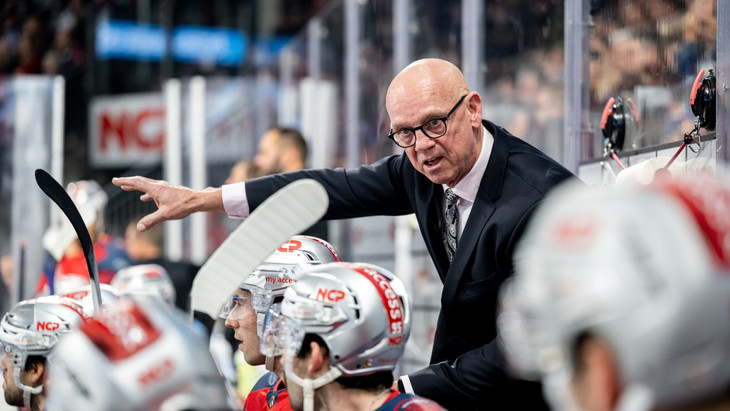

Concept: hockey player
[[221, 235, 340, 410], [45, 295, 237, 410], [37, 179, 130, 295], [0, 295, 87, 411], [262, 262, 445, 411], [498, 175, 730, 410], [111, 263, 177, 307]]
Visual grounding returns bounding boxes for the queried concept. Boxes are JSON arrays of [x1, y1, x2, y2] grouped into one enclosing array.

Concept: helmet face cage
[[498, 179, 730, 409], [46, 296, 236, 411], [264, 262, 412, 376], [222, 236, 340, 337], [260, 303, 306, 358]]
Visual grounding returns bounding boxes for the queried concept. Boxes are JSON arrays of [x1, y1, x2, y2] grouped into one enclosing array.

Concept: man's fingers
[[137, 211, 163, 232], [140, 193, 153, 202], [112, 176, 154, 192]]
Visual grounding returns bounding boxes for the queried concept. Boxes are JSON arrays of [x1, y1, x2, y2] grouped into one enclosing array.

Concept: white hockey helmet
[[262, 262, 411, 376], [42, 179, 108, 261], [111, 264, 176, 307], [220, 235, 339, 337], [46, 296, 236, 411], [59, 283, 119, 316], [498, 176, 730, 410], [0, 295, 88, 407]]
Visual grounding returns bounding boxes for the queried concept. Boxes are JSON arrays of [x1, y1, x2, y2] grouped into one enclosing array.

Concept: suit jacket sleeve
[[244, 154, 415, 220], [402, 339, 547, 410]]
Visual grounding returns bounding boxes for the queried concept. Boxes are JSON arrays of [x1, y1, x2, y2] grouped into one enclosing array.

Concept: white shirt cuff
[[221, 182, 249, 218]]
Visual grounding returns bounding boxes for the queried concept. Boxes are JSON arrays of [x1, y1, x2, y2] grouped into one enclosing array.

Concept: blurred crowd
[[0, 0, 85, 77]]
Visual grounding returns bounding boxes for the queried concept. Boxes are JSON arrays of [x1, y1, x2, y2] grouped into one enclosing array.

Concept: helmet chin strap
[[14, 367, 43, 409], [285, 353, 342, 411]]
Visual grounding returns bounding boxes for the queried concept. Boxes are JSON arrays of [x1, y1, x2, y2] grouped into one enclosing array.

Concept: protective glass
[[260, 304, 305, 358], [219, 295, 251, 319], [240, 285, 275, 314], [387, 95, 467, 148]]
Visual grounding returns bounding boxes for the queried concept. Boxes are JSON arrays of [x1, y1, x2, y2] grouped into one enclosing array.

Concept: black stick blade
[[35, 169, 102, 315]]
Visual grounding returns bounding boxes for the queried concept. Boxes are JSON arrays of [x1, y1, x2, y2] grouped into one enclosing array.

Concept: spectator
[[253, 126, 329, 240]]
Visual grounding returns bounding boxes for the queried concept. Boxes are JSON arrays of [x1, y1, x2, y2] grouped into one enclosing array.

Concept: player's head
[[261, 262, 411, 411], [0, 296, 87, 410], [498, 175, 730, 410], [111, 264, 176, 307], [222, 235, 339, 366], [42, 179, 108, 260], [254, 127, 308, 174], [46, 296, 236, 411]]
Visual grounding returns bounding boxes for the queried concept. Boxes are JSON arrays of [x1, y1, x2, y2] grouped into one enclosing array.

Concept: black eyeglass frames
[[387, 95, 468, 148]]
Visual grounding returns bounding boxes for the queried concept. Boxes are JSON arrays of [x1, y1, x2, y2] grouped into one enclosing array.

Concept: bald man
[[114, 58, 576, 410]]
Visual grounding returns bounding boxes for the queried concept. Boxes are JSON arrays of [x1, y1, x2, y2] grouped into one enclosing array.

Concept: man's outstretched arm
[[112, 176, 225, 231]]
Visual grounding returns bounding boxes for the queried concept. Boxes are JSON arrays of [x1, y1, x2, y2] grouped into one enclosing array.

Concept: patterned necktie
[[442, 188, 458, 262]]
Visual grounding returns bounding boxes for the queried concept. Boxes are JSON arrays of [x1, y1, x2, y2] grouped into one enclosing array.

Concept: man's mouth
[[423, 157, 441, 168]]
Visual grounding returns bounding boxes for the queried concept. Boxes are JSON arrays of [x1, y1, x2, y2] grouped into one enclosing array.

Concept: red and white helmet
[[46, 296, 236, 411], [42, 179, 108, 261], [0, 295, 88, 407], [59, 283, 119, 316], [112, 264, 176, 307], [220, 235, 339, 337], [498, 176, 730, 410], [260, 262, 411, 410]]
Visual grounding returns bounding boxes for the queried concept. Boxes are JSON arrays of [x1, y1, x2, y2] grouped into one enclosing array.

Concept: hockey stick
[[190, 179, 329, 319], [34, 169, 103, 315]]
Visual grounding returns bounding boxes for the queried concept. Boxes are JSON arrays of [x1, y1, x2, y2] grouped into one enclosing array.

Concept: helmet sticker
[[352, 266, 405, 346]]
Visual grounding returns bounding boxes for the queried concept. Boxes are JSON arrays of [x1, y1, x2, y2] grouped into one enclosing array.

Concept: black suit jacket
[[246, 120, 576, 409]]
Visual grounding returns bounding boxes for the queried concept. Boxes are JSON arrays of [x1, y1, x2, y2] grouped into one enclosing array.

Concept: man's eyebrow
[[391, 109, 445, 130]]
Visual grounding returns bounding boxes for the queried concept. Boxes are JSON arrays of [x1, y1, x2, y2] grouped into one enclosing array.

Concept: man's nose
[[413, 129, 435, 151]]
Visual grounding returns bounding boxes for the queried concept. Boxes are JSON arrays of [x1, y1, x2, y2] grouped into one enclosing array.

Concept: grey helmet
[[0, 295, 88, 408], [261, 262, 411, 411], [46, 296, 236, 411], [498, 177, 730, 410], [111, 264, 176, 307], [221, 235, 340, 337]]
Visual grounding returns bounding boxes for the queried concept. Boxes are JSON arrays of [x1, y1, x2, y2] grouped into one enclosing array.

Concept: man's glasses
[[388, 95, 468, 148]]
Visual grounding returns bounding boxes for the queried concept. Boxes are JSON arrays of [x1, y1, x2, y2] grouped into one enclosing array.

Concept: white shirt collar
[[443, 124, 494, 203]]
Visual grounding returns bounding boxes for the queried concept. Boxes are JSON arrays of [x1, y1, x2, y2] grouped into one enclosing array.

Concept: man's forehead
[[234, 288, 252, 297], [388, 96, 452, 128]]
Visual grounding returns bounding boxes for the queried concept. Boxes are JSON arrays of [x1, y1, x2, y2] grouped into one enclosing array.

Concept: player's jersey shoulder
[[377, 392, 446, 411], [244, 373, 292, 411]]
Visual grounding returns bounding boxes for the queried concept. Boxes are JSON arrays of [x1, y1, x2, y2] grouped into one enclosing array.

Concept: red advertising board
[[90, 93, 165, 168]]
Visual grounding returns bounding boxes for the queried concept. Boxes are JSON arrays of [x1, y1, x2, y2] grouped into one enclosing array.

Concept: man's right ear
[[307, 341, 329, 376]]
